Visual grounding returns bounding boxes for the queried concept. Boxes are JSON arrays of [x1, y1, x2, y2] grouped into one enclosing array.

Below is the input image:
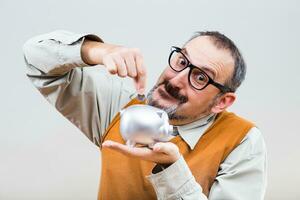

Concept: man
[[23, 30, 267, 199]]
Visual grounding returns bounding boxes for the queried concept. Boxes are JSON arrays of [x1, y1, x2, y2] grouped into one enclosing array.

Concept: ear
[[211, 93, 236, 114]]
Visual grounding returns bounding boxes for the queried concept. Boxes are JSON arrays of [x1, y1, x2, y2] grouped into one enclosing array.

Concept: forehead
[[183, 36, 234, 80]]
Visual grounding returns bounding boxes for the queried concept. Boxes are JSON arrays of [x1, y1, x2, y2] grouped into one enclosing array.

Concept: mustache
[[163, 81, 188, 104]]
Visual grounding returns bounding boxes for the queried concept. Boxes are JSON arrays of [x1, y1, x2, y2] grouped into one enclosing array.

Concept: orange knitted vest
[[98, 98, 254, 199]]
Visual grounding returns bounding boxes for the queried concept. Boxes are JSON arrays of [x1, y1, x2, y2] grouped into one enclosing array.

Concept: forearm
[[23, 30, 145, 146]]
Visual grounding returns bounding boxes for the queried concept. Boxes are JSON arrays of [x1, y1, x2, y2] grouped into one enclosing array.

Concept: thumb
[[153, 142, 177, 155]]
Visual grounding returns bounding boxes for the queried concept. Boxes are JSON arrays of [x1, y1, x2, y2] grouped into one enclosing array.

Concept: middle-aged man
[[23, 30, 267, 200]]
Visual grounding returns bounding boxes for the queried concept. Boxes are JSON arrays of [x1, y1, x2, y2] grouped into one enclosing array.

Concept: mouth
[[147, 80, 188, 107], [157, 86, 178, 103], [157, 85, 189, 106]]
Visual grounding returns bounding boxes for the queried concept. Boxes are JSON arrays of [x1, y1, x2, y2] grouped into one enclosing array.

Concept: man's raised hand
[[81, 40, 147, 94]]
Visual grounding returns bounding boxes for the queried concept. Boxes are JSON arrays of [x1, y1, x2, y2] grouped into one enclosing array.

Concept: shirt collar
[[174, 113, 216, 150]]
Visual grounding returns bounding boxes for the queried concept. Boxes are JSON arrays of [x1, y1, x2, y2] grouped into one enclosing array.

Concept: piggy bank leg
[[126, 140, 136, 147], [148, 142, 156, 149]]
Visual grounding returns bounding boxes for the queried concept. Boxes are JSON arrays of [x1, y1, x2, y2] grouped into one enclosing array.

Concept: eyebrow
[[181, 48, 216, 78]]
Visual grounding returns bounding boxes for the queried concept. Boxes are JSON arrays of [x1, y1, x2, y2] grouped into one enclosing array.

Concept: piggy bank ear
[[156, 111, 169, 123], [156, 111, 163, 118]]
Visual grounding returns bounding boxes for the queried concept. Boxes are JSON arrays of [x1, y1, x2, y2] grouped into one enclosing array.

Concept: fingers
[[102, 140, 153, 158], [124, 53, 137, 78], [134, 52, 147, 94], [102, 140, 181, 164], [103, 56, 117, 75], [102, 140, 130, 154], [113, 54, 127, 77], [102, 47, 147, 94]]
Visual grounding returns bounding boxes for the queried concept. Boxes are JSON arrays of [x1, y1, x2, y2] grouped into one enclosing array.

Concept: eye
[[196, 73, 206, 82], [191, 70, 208, 86], [177, 57, 187, 67]]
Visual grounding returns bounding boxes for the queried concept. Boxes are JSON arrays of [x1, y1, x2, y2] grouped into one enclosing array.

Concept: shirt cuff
[[147, 156, 202, 199], [50, 31, 103, 74]]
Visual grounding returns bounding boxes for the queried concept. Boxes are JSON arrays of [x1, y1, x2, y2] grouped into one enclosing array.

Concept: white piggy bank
[[119, 104, 173, 147]]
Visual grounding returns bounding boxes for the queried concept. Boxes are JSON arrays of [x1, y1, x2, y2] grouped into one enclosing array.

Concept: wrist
[[81, 39, 101, 65], [82, 40, 119, 65]]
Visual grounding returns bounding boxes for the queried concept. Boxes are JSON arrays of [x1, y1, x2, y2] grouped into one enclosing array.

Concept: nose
[[169, 67, 190, 89]]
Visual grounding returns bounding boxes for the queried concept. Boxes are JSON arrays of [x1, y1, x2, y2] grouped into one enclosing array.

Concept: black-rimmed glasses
[[168, 46, 233, 93]]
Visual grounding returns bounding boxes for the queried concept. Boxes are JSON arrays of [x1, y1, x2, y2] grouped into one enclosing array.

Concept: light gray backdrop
[[0, 0, 299, 199]]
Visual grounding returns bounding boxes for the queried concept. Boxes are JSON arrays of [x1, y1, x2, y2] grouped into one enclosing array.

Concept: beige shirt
[[23, 30, 267, 200]]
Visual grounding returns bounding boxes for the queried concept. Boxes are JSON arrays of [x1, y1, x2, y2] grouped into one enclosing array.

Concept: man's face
[[147, 36, 235, 125]]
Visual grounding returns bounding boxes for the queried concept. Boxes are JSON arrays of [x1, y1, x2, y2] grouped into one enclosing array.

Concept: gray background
[[0, 0, 299, 199]]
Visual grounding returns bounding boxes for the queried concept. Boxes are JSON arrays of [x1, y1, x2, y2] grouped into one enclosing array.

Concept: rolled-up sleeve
[[23, 30, 136, 147]]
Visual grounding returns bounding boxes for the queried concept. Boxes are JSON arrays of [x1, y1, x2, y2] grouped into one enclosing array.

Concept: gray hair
[[186, 31, 246, 93]]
